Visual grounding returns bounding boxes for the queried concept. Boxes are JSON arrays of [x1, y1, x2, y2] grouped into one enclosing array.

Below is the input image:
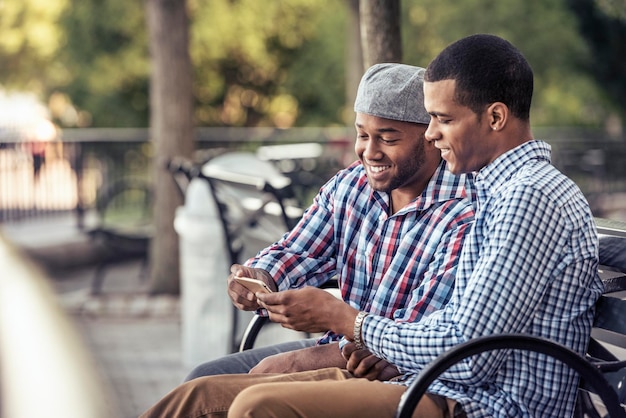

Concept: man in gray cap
[[140, 64, 474, 417]]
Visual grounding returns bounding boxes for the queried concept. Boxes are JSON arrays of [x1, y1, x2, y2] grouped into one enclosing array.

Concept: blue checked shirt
[[363, 140, 603, 417], [247, 160, 475, 343]]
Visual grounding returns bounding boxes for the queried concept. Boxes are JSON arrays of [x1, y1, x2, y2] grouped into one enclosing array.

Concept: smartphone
[[233, 276, 273, 294]]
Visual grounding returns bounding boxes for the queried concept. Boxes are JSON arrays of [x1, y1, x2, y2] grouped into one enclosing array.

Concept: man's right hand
[[227, 265, 277, 311]]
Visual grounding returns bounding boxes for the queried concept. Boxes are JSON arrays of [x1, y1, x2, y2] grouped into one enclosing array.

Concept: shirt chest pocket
[[354, 233, 380, 277]]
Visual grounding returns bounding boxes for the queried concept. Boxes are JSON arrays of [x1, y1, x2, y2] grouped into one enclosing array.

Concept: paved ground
[[54, 262, 185, 418], [2, 215, 187, 418], [1, 213, 310, 417]]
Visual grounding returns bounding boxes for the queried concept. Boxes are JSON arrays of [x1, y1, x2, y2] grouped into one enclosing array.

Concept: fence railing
[[0, 126, 625, 227], [0, 127, 355, 226]]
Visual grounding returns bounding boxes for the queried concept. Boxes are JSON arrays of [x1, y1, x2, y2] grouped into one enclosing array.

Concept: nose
[[425, 121, 440, 143], [360, 139, 383, 161]]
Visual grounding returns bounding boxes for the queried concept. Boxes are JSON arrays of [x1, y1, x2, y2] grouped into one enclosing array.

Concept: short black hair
[[424, 34, 534, 121]]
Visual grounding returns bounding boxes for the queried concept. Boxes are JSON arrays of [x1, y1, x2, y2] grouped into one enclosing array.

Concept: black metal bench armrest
[[395, 333, 626, 418]]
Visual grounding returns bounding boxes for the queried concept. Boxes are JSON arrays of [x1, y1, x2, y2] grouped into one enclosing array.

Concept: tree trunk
[[345, 0, 364, 125], [359, 0, 402, 69], [146, 0, 194, 294]]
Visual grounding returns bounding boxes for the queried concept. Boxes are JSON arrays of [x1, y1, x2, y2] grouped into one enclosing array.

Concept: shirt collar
[[419, 160, 471, 209], [475, 139, 551, 194], [380, 160, 471, 215]]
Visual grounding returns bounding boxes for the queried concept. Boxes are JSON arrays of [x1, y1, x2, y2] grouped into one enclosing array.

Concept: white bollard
[[174, 178, 231, 368]]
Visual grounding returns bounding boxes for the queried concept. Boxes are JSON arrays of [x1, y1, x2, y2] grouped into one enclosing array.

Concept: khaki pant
[[140, 367, 461, 418]]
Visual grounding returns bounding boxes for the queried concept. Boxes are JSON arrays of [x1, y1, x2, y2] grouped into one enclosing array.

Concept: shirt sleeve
[[364, 185, 574, 384], [246, 176, 339, 291]]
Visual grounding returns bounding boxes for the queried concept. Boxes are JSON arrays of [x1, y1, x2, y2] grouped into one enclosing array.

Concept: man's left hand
[[341, 342, 401, 381], [256, 287, 357, 335]]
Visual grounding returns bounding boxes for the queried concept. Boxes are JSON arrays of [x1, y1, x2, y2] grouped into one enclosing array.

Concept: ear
[[487, 102, 508, 132]]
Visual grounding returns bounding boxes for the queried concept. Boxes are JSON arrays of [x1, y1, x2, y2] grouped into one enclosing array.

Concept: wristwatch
[[353, 311, 368, 349]]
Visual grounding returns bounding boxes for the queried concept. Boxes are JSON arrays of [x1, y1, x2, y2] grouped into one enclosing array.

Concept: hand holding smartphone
[[233, 276, 273, 294]]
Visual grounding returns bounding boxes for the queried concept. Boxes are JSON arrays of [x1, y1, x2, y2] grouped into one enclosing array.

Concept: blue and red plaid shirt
[[247, 159, 475, 343]]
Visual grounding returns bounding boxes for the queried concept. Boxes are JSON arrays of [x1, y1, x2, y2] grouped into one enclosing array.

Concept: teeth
[[370, 166, 389, 173]]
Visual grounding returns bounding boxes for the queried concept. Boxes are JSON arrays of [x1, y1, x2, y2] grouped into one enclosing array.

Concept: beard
[[375, 138, 426, 194]]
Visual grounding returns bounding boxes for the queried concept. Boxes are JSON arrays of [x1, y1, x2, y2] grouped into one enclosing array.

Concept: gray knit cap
[[354, 63, 429, 125]]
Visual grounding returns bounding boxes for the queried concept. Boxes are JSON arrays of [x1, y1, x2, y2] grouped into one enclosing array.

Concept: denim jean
[[184, 338, 318, 381]]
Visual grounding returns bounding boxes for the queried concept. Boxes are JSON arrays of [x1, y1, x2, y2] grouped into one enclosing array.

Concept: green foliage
[[275, 5, 348, 126], [56, 0, 149, 127], [0, 0, 623, 129], [566, 0, 626, 119], [189, 0, 343, 127], [401, 0, 614, 127], [0, 0, 68, 94]]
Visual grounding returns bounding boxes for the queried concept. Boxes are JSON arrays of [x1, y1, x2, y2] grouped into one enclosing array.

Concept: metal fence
[[0, 127, 354, 227], [0, 126, 625, 227]]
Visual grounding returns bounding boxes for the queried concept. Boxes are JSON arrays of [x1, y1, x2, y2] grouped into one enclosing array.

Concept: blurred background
[[1, 0, 625, 417]]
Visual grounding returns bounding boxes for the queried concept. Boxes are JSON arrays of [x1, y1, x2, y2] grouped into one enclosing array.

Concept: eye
[[380, 138, 398, 145]]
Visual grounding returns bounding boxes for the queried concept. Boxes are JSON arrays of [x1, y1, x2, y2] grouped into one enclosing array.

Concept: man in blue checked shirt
[[177, 62, 475, 383], [140, 63, 476, 417]]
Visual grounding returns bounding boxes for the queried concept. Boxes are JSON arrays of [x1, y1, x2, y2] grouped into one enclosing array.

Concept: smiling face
[[424, 79, 496, 174], [354, 113, 440, 198]]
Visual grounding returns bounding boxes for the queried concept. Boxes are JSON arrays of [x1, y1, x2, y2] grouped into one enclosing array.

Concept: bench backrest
[[594, 218, 626, 339], [576, 218, 626, 416]]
